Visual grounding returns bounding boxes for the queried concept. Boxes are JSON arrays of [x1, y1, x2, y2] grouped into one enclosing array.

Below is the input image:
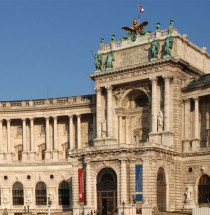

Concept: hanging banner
[[136, 165, 143, 201], [78, 169, 85, 202]]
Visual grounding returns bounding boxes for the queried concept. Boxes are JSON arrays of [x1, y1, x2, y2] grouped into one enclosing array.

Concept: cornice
[[0, 103, 96, 114], [90, 57, 204, 84]]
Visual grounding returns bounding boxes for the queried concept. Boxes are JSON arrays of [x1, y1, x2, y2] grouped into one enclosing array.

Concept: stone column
[[7, 120, 11, 153], [163, 75, 171, 131], [118, 115, 122, 144], [0, 119, 3, 153], [22, 118, 27, 161], [93, 114, 96, 140], [192, 97, 200, 151], [125, 117, 129, 144], [69, 115, 74, 150], [106, 86, 113, 138], [95, 87, 102, 139], [194, 97, 199, 139], [77, 114, 81, 149], [72, 163, 80, 215], [85, 162, 91, 207], [150, 77, 158, 133], [29, 118, 35, 161], [184, 99, 190, 139], [120, 160, 127, 203], [183, 99, 190, 152], [6, 119, 12, 161], [45, 117, 50, 160], [53, 116, 59, 161]]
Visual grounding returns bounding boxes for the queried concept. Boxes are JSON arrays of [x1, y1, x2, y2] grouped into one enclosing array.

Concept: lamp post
[[122, 201, 125, 215]]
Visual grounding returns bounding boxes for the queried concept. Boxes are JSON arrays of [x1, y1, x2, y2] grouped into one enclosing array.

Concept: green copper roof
[[188, 74, 210, 87]]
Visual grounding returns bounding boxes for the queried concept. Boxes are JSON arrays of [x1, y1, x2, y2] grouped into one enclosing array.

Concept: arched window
[[13, 182, 24, 205], [198, 175, 210, 203], [59, 181, 70, 205], [36, 182, 47, 205], [135, 94, 149, 107]]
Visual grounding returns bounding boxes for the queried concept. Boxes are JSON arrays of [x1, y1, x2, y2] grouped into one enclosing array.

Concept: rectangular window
[[41, 126, 46, 133], [18, 151, 22, 161], [41, 150, 45, 160]]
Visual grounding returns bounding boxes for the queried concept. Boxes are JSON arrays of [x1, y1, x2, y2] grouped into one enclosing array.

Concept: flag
[[139, 4, 144, 13]]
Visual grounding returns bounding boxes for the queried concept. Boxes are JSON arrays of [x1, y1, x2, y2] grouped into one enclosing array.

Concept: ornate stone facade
[[0, 24, 210, 215]]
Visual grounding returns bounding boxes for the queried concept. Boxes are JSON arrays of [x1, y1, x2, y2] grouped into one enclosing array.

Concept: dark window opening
[[59, 181, 70, 205], [36, 182, 47, 205], [13, 182, 24, 205]]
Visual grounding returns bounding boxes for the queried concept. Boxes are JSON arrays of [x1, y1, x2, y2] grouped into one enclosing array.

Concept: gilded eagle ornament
[[121, 19, 148, 35]]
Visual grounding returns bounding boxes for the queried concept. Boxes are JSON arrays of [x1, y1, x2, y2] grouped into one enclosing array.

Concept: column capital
[[45, 116, 50, 121], [68, 115, 74, 118], [105, 85, 113, 91], [29, 117, 34, 121], [162, 74, 172, 80], [76, 114, 81, 118], [94, 87, 102, 92], [183, 98, 191, 103], [193, 96, 199, 101], [149, 77, 158, 83], [6, 119, 11, 123], [21, 118, 26, 122], [53, 116, 57, 120]]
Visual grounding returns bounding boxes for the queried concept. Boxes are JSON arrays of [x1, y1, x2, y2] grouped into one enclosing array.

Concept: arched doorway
[[97, 168, 117, 215], [157, 168, 166, 211], [198, 175, 210, 204]]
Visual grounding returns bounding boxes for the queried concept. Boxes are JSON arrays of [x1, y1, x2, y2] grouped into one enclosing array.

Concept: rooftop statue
[[149, 39, 160, 61], [92, 52, 103, 71], [106, 51, 115, 70], [163, 36, 174, 58], [121, 19, 148, 35]]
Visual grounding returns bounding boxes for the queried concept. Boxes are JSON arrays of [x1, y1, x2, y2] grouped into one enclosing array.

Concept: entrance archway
[[157, 167, 166, 211], [97, 168, 117, 215], [198, 175, 210, 204]]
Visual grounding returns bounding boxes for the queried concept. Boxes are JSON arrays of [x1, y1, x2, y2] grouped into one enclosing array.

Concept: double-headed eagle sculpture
[[121, 19, 148, 34]]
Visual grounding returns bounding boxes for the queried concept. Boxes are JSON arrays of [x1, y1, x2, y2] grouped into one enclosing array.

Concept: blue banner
[[136, 165, 142, 192]]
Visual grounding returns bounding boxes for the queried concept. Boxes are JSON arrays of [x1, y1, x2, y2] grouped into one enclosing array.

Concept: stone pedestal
[[45, 151, 51, 160], [52, 150, 59, 161], [182, 140, 191, 152], [161, 132, 173, 147], [29, 152, 36, 162], [94, 138, 104, 146], [73, 207, 80, 215], [191, 138, 200, 152], [142, 202, 153, 215]]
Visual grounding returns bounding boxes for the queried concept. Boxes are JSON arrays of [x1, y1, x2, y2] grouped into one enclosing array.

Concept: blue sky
[[0, 0, 209, 101]]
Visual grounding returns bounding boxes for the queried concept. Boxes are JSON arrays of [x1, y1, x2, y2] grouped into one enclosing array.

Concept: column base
[[84, 206, 93, 215], [105, 137, 117, 145], [45, 151, 51, 161], [191, 138, 200, 152], [142, 202, 153, 215], [72, 206, 80, 215], [182, 139, 191, 152], [29, 151, 36, 162], [22, 152, 29, 162], [52, 150, 59, 161], [6, 152, 13, 162], [0, 153, 4, 163], [94, 138, 105, 146]]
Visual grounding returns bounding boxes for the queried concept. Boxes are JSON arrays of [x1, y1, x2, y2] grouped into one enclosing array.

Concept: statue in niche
[[106, 51, 115, 70], [185, 186, 192, 201], [157, 111, 163, 131], [133, 127, 141, 143], [92, 52, 103, 71], [101, 121, 107, 138], [164, 36, 174, 57], [49, 191, 55, 203]]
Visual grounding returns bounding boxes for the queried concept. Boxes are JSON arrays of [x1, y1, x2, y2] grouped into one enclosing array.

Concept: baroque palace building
[[0, 20, 210, 215]]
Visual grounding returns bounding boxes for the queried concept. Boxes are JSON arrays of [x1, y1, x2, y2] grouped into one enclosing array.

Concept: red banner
[[78, 169, 84, 202]]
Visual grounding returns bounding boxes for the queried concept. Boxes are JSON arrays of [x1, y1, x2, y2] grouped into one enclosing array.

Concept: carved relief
[[2, 190, 9, 203], [25, 190, 32, 203], [133, 127, 149, 143], [49, 191, 55, 204]]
